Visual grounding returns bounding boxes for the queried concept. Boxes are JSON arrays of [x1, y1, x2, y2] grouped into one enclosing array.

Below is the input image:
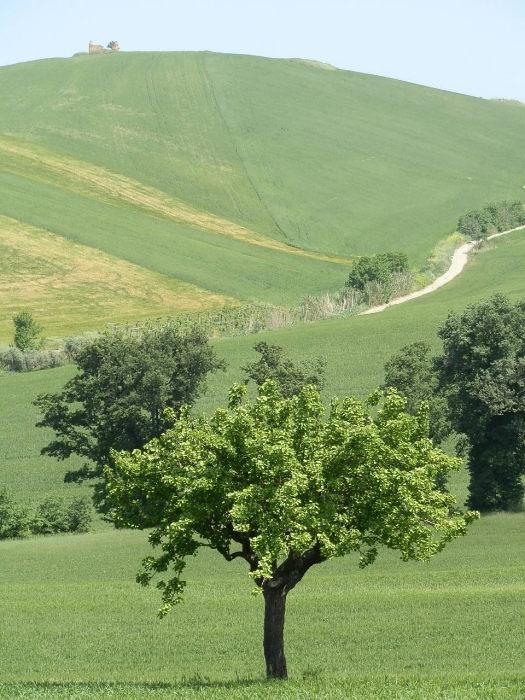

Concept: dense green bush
[[0, 489, 93, 539], [0, 487, 31, 539], [457, 200, 525, 240], [345, 251, 411, 303]]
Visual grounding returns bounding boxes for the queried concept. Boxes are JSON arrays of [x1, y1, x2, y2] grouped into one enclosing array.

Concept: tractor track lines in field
[[0, 136, 351, 266], [201, 57, 291, 243]]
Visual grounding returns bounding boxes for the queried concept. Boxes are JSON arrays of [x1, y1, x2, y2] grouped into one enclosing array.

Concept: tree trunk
[[263, 587, 288, 679]]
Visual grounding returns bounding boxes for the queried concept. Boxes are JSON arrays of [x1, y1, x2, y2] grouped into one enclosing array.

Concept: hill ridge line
[[362, 224, 525, 315]]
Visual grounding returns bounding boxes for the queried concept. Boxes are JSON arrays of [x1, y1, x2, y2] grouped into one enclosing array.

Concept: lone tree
[[34, 326, 225, 509], [243, 341, 326, 398], [107, 381, 477, 679], [13, 310, 43, 351]]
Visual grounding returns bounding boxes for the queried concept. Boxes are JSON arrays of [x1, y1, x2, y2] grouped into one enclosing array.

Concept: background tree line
[[457, 200, 525, 240]]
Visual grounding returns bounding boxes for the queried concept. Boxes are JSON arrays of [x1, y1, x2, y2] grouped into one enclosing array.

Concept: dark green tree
[[383, 341, 451, 447], [242, 342, 326, 398], [13, 310, 43, 351], [34, 326, 225, 509], [457, 200, 525, 240], [345, 251, 410, 303], [437, 294, 525, 511], [107, 382, 477, 679]]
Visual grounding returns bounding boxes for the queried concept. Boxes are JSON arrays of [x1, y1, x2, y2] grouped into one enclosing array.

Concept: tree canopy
[[107, 381, 477, 679], [346, 251, 409, 291], [242, 341, 326, 398], [13, 310, 42, 351], [34, 326, 225, 509], [383, 341, 451, 447]]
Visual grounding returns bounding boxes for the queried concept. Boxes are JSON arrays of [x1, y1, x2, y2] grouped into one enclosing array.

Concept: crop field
[[0, 513, 523, 697], [0, 51, 524, 268], [0, 215, 233, 341]]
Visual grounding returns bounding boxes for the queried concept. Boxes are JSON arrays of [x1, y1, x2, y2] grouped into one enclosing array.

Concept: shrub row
[[457, 200, 525, 240], [0, 334, 97, 373], [0, 487, 93, 539]]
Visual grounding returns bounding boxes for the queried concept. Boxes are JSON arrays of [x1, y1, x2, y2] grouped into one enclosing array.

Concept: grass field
[[0, 215, 234, 340], [2, 229, 525, 507], [0, 513, 523, 695], [0, 52, 524, 263]]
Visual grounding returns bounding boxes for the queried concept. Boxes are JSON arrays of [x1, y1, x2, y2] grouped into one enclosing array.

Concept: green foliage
[[65, 496, 93, 533], [383, 341, 451, 446], [0, 488, 92, 539], [0, 487, 31, 539], [34, 327, 225, 509], [242, 342, 326, 397], [31, 496, 70, 535], [12, 311, 42, 351], [31, 495, 93, 535], [346, 252, 410, 302], [107, 380, 476, 676], [437, 294, 525, 511], [457, 200, 525, 240]]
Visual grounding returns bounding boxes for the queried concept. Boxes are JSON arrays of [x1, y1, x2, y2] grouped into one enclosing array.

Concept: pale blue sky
[[1, 0, 524, 101]]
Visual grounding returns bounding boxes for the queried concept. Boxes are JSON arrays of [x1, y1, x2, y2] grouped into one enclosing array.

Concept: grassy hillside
[[0, 513, 523, 694], [1, 50, 525, 699], [0, 51, 524, 282], [199, 229, 525, 408], [3, 229, 524, 508], [0, 214, 234, 339]]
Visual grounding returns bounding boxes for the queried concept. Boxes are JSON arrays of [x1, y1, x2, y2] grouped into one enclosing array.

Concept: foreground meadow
[[0, 514, 523, 698]]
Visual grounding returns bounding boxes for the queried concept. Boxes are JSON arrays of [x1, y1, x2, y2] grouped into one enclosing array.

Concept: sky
[[0, 0, 524, 102]]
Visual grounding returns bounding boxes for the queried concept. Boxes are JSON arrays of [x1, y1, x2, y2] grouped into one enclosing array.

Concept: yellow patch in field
[[0, 215, 236, 341], [0, 135, 352, 266]]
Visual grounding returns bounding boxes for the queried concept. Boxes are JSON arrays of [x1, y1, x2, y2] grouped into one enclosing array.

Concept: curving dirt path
[[361, 224, 525, 315]]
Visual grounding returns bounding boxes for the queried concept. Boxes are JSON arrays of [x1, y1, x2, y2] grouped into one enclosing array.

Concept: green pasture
[[0, 172, 349, 308], [2, 230, 525, 507], [0, 365, 94, 504], [198, 229, 525, 407], [0, 513, 523, 695], [0, 52, 524, 266]]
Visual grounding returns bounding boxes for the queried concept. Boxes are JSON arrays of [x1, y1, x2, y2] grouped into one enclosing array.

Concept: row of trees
[[0, 488, 92, 539]]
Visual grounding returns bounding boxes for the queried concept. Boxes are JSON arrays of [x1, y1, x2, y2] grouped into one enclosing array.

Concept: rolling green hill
[[1, 51, 525, 340]]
